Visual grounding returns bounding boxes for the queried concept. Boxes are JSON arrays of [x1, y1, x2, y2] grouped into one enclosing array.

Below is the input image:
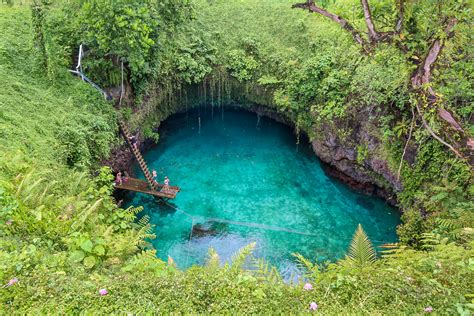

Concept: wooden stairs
[[117, 120, 179, 199]]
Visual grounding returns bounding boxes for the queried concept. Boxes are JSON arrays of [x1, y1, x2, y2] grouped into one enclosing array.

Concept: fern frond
[[421, 233, 441, 250], [135, 215, 155, 247], [292, 252, 319, 280], [250, 258, 282, 284], [22, 178, 44, 202], [206, 248, 221, 270], [137, 215, 151, 229], [70, 172, 87, 193], [345, 224, 376, 268], [70, 198, 103, 231], [127, 205, 144, 214], [37, 181, 55, 205], [16, 170, 36, 197], [230, 242, 256, 272], [124, 206, 144, 221], [379, 243, 403, 258], [293, 252, 315, 271]]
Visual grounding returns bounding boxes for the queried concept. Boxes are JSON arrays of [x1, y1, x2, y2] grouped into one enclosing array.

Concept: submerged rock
[[191, 223, 220, 238]]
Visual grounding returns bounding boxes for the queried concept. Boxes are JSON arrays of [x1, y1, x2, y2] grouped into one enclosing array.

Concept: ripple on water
[[125, 108, 400, 272]]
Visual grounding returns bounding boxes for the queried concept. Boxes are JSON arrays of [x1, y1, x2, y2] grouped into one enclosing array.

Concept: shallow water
[[126, 107, 400, 276]]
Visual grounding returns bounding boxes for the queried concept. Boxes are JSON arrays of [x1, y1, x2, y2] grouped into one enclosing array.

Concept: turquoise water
[[127, 108, 400, 275]]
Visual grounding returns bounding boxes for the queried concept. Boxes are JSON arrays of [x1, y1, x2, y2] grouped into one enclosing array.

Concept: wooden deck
[[115, 177, 180, 199]]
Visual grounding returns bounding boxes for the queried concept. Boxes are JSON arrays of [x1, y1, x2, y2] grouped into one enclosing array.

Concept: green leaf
[[252, 288, 267, 299], [430, 192, 449, 202], [70, 250, 85, 263], [83, 256, 96, 269], [94, 238, 106, 245], [80, 240, 94, 253], [93, 245, 105, 256]]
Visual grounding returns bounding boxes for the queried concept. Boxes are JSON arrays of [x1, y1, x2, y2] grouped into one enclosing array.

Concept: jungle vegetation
[[0, 0, 473, 314]]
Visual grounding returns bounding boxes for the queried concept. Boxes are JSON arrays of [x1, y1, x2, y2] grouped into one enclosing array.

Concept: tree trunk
[[360, 0, 379, 41]]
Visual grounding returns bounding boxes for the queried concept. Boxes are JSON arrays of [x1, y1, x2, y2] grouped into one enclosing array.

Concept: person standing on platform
[[163, 176, 170, 193]]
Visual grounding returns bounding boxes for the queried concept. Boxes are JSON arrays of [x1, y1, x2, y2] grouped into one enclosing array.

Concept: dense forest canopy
[[0, 0, 473, 313]]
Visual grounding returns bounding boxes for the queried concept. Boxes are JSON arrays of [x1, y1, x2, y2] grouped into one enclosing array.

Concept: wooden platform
[[115, 177, 180, 199]]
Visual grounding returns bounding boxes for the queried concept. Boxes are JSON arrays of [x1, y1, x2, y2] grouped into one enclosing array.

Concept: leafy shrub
[[226, 49, 260, 82]]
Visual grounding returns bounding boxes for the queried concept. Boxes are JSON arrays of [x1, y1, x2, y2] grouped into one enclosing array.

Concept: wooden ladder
[[118, 121, 157, 190]]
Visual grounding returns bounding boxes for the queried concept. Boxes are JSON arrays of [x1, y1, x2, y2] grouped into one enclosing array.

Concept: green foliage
[[343, 224, 376, 268], [229, 242, 256, 273], [397, 209, 428, 247], [356, 144, 368, 164], [226, 49, 260, 82], [1, 1, 474, 314], [293, 252, 320, 281], [174, 35, 215, 84], [142, 125, 160, 143], [80, 1, 159, 77]]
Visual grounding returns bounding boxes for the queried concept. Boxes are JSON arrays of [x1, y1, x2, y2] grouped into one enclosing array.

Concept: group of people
[[114, 171, 127, 186], [114, 170, 170, 192], [152, 170, 171, 193]]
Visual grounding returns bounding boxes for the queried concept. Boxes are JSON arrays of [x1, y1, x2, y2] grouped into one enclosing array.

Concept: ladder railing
[[118, 121, 157, 190], [69, 44, 112, 101]]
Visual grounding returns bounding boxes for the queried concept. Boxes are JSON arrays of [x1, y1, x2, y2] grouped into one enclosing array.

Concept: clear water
[[126, 108, 400, 275]]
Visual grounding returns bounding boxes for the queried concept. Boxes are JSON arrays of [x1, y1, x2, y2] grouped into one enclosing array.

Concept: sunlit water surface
[[125, 108, 400, 277]]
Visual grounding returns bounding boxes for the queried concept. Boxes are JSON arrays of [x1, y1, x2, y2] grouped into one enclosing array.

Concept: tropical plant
[[293, 252, 320, 281], [342, 224, 376, 268], [229, 242, 256, 273]]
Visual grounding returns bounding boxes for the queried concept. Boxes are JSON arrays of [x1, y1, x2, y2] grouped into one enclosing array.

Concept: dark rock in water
[[191, 223, 219, 237]]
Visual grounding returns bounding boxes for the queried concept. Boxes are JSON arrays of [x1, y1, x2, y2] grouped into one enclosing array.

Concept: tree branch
[[292, 1, 367, 48], [360, 0, 379, 41], [397, 107, 415, 181], [415, 101, 463, 159], [411, 18, 457, 92], [395, 0, 404, 33], [410, 18, 473, 154]]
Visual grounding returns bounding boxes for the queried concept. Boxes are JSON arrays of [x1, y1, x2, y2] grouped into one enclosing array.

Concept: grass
[[0, 6, 116, 172]]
